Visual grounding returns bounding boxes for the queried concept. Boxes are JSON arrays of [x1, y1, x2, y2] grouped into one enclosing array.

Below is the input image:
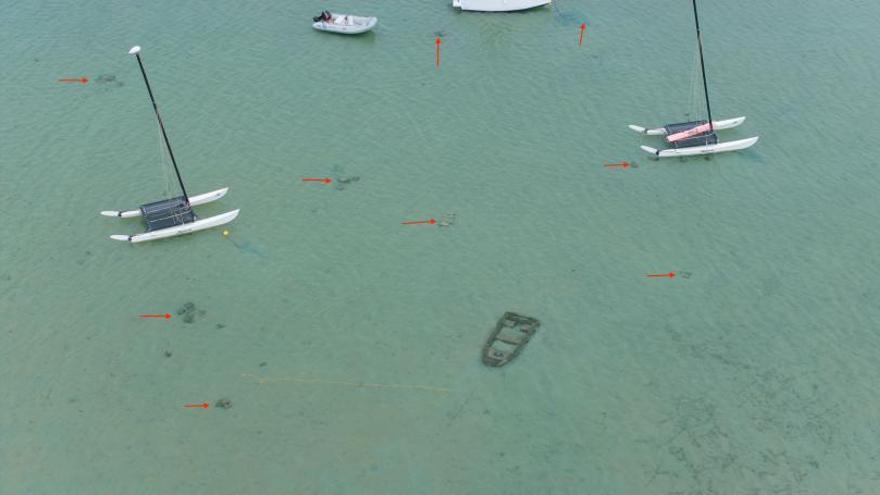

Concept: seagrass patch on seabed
[[176, 302, 206, 324], [438, 212, 456, 227], [334, 175, 360, 191], [94, 74, 124, 88]]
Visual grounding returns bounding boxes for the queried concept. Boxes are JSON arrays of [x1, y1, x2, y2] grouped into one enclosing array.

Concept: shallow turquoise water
[[2, 0, 880, 493]]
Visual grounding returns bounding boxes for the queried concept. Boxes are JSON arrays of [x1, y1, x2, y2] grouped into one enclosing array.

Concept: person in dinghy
[[313, 10, 332, 22]]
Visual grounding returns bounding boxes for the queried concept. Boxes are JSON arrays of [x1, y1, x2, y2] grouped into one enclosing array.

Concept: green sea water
[[2, 0, 880, 493]]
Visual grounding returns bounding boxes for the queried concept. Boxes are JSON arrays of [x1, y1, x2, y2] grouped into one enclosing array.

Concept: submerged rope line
[[241, 373, 452, 394]]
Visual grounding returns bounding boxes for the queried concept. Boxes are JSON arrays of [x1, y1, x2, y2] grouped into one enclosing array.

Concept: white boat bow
[[453, 0, 551, 12]]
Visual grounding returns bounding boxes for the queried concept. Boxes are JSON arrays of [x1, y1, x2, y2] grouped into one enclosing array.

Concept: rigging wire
[[688, 39, 703, 121], [157, 120, 177, 199]]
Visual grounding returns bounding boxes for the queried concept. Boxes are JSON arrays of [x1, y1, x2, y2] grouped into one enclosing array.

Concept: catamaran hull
[[110, 209, 240, 243], [453, 0, 551, 12], [628, 116, 746, 136], [100, 187, 229, 218], [640, 136, 759, 158]]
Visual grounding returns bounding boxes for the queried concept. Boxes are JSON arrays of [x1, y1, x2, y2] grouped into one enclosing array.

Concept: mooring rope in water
[[241, 373, 452, 394]]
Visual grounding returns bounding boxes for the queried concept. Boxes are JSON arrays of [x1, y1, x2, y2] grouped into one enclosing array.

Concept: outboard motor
[[313, 13, 323, 22]]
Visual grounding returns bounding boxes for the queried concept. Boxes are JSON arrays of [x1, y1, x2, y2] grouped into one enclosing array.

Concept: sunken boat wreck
[[482, 312, 540, 367]]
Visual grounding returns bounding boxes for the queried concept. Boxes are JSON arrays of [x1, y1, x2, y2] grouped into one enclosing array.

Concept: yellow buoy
[[222, 229, 230, 237]]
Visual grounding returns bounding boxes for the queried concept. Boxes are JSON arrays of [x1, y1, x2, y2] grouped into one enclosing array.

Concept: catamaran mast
[[691, 0, 713, 132], [128, 46, 190, 203]]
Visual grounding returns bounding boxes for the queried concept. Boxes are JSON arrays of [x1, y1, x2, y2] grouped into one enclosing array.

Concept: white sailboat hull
[[110, 209, 240, 243], [628, 116, 746, 136], [453, 0, 551, 12], [640, 136, 759, 158], [101, 187, 229, 218]]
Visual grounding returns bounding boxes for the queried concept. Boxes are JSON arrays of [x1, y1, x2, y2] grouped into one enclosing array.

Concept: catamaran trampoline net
[[139, 196, 195, 231]]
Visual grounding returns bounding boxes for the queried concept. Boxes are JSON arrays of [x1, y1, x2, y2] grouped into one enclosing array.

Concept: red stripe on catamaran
[[666, 122, 712, 143]]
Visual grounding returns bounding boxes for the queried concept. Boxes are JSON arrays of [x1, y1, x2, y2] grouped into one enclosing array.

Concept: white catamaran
[[629, 0, 758, 158], [101, 46, 239, 243]]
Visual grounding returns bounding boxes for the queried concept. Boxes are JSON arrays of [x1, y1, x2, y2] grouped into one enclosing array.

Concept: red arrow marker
[[604, 161, 632, 169], [579, 23, 587, 46], [140, 313, 172, 319], [184, 403, 209, 409], [435, 37, 442, 68], [58, 77, 89, 84], [302, 178, 332, 184], [646, 272, 676, 279], [402, 218, 437, 226]]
